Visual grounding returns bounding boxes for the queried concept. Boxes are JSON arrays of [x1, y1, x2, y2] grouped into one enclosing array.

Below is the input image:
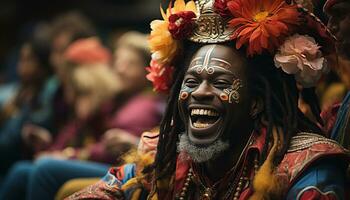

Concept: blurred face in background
[[327, 2, 350, 59], [17, 43, 43, 83], [71, 65, 119, 120], [51, 31, 78, 105], [50, 31, 73, 80], [113, 46, 148, 94]]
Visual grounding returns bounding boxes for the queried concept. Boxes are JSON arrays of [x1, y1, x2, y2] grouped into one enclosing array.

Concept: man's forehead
[[189, 45, 245, 73], [193, 45, 234, 58]]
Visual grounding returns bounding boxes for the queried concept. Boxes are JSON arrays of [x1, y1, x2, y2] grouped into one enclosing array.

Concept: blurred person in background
[[0, 37, 117, 200], [18, 11, 98, 159], [47, 11, 97, 130], [1, 32, 163, 200], [320, 0, 350, 108], [322, 0, 350, 148], [53, 32, 166, 199], [0, 36, 57, 181], [25, 32, 164, 200]]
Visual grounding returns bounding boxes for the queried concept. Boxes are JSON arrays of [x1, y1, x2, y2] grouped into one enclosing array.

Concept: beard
[[177, 133, 230, 163]]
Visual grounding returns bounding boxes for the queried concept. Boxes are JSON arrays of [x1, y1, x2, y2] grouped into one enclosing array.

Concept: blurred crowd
[[0, 0, 349, 199], [0, 12, 165, 199]]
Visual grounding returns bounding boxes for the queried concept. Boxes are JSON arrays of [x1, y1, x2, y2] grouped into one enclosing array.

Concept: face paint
[[221, 79, 243, 104], [179, 84, 195, 100], [179, 44, 250, 147], [190, 45, 216, 74]]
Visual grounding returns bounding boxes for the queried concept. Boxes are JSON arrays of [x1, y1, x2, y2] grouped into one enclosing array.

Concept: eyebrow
[[189, 58, 234, 74], [190, 57, 232, 67], [190, 57, 203, 66], [186, 67, 236, 77], [211, 58, 232, 67]]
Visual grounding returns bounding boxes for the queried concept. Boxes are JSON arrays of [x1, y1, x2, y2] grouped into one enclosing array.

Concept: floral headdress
[[147, 0, 336, 93]]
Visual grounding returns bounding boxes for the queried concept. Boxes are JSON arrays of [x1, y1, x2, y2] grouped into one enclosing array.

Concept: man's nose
[[191, 81, 214, 101]]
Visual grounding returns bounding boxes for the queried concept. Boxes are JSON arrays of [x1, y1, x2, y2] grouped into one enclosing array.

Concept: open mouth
[[190, 108, 221, 129]]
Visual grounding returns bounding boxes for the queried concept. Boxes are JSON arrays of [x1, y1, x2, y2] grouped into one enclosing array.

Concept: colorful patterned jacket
[[67, 131, 349, 200]]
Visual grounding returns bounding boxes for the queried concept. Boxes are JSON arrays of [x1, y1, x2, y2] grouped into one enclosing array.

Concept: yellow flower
[[171, 0, 197, 14], [149, 19, 179, 64], [148, 0, 197, 65]]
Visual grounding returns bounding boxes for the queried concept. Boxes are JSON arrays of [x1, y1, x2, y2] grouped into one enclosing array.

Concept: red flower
[[227, 0, 300, 55], [146, 60, 174, 93], [214, 0, 231, 18], [168, 11, 196, 40]]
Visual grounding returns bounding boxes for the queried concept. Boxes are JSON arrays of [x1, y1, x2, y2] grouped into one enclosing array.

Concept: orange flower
[[227, 0, 300, 55], [149, 0, 197, 65]]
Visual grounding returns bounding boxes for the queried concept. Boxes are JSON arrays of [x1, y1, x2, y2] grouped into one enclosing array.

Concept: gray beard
[[177, 133, 229, 163]]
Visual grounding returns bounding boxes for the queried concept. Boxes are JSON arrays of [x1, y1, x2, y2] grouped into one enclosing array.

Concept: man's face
[[327, 2, 350, 59], [178, 44, 250, 147]]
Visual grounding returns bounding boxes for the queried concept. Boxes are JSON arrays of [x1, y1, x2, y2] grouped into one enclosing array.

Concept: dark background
[[0, 0, 164, 81]]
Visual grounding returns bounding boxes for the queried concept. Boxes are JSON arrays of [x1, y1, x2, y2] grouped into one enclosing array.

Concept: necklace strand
[[178, 155, 259, 200]]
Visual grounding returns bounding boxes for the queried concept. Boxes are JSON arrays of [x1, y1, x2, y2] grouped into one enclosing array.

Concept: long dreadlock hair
[[151, 41, 324, 191]]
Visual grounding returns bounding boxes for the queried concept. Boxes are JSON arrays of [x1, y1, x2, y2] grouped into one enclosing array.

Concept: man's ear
[[250, 98, 263, 119]]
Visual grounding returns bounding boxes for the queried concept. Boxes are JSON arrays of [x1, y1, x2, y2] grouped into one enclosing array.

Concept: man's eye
[[214, 80, 231, 89], [185, 79, 199, 87]]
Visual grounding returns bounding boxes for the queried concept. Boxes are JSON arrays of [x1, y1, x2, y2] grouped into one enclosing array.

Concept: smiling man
[[178, 45, 249, 164], [68, 0, 349, 199]]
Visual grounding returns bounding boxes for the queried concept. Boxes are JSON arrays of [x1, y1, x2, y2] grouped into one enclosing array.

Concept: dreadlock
[[152, 42, 324, 189]]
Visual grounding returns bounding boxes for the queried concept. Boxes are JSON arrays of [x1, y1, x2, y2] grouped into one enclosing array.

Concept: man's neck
[[199, 131, 252, 182]]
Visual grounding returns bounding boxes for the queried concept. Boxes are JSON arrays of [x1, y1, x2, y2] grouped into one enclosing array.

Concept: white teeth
[[190, 108, 219, 117], [193, 122, 210, 128]]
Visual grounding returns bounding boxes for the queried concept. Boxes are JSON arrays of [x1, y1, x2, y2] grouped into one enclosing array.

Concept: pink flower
[[146, 60, 174, 93], [274, 34, 326, 87], [168, 11, 196, 40]]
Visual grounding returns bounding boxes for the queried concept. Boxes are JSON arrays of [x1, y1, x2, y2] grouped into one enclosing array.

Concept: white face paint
[[177, 133, 229, 163], [189, 45, 234, 75]]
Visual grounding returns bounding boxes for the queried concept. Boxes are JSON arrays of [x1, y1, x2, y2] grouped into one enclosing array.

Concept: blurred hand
[[102, 129, 139, 156], [22, 124, 52, 151]]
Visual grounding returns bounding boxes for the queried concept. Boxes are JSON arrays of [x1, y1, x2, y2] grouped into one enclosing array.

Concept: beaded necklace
[[177, 133, 259, 200], [177, 155, 259, 200]]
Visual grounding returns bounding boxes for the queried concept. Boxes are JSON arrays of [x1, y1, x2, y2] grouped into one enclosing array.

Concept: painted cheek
[[220, 93, 229, 101], [180, 91, 189, 100], [179, 85, 194, 101], [220, 79, 243, 104]]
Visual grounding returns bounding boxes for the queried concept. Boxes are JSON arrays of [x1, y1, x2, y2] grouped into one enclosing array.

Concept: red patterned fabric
[[276, 142, 348, 194], [298, 188, 337, 200], [65, 180, 123, 200], [67, 132, 348, 200]]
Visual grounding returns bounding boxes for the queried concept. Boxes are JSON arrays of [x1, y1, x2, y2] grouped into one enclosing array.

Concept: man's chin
[[187, 119, 224, 146], [178, 133, 229, 163]]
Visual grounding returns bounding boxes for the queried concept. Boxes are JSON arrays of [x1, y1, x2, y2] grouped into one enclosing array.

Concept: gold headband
[[189, 0, 233, 43]]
